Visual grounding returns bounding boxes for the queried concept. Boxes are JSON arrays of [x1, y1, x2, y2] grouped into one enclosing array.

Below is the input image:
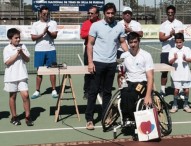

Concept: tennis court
[[0, 40, 191, 146]]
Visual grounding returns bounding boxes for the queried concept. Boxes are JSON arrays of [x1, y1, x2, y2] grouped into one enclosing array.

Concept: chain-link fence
[[1, 1, 191, 25]]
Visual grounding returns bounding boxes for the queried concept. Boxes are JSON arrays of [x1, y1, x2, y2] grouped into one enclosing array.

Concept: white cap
[[123, 7, 132, 13]]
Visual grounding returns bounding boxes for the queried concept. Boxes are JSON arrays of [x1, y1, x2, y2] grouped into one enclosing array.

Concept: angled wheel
[[102, 90, 120, 132], [152, 91, 172, 136]]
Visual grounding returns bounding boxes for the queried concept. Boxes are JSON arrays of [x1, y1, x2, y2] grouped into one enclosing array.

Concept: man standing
[[80, 6, 100, 100], [31, 6, 58, 99], [85, 2, 128, 130], [159, 5, 184, 95], [117, 6, 143, 58]]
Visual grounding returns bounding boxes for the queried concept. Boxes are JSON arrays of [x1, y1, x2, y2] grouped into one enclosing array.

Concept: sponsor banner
[[0, 25, 80, 40], [142, 25, 160, 39], [32, 0, 104, 12], [1, 24, 191, 40], [142, 24, 191, 39]]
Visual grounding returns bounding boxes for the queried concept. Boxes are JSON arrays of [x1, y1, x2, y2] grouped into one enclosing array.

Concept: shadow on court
[[0, 111, 10, 120], [50, 105, 102, 124]]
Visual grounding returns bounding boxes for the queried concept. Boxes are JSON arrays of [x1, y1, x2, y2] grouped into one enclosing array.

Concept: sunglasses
[[87, 12, 95, 15], [42, 13, 50, 16], [167, 11, 174, 15]]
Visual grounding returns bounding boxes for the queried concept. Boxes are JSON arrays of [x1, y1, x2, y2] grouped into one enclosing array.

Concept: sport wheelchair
[[101, 89, 172, 139]]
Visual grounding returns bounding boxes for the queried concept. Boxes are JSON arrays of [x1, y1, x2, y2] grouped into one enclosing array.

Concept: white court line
[[145, 45, 161, 51], [0, 126, 102, 134], [0, 121, 191, 134], [77, 54, 84, 66]]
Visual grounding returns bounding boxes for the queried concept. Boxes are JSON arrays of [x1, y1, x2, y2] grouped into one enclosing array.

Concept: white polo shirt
[[3, 44, 30, 82], [31, 20, 57, 52], [122, 49, 154, 82], [118, 19, 142, 51], [160, 19, 184, 53], [169, 46, 191, 81]]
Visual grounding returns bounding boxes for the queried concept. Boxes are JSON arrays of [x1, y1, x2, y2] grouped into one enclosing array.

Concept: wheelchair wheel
[[102, 90, 120, 132], [152, 91, 172, 136]]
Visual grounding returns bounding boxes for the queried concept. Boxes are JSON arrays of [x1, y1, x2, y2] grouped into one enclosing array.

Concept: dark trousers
[[83, 47, 90, 94], [120, 82, 146, 121], [120, 88, 139, 121], [85, 61, 117, 122]]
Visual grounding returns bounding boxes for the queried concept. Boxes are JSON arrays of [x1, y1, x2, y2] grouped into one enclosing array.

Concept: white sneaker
[[183, 105, 191, 113], [179, 91, 185, 100], [179, 94, 185, 100], [52, 90, 58, 98], [31, 91, 41, 99], [169, 106, 178, 113]]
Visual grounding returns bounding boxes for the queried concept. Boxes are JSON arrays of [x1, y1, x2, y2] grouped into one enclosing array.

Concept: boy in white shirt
[[3, 28, 34, 126], [169, 33, 191, 113]]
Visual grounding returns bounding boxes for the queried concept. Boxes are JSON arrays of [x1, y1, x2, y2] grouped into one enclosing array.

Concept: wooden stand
[[38, 66, 89, 122], [54, 74, 80, 122]]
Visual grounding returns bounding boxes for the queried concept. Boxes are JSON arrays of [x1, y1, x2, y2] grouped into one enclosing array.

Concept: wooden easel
[[54, 74, 80, 122], [37, 66, 89, 122]]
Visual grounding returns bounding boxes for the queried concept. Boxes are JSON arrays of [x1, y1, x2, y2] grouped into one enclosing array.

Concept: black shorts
[[160, 52, 171, 65]]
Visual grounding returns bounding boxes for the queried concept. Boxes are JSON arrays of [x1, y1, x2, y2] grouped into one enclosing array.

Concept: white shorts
[[173, 81, 191, 89], [4, 79, 28, 92]]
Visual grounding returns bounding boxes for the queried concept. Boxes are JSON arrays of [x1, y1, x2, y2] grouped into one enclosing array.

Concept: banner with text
[[1, 24, 191, 41], [32, 0, 104, 12], [0, 25, 80, 41]]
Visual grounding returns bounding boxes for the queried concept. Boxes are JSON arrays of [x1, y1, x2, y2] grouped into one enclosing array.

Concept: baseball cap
[[123, 7, 132, 13]]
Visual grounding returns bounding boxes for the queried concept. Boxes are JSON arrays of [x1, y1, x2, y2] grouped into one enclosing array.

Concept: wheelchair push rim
[[102, 90, 120, 131]]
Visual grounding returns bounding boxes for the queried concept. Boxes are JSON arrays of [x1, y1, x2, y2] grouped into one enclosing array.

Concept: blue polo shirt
[[89, 19, 126, 63]]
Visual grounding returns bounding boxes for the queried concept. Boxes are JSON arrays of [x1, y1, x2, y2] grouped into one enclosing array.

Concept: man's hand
[[170, 28, 175, 37], [144, 95, 152, 106], [183, 54, 187, 62], [124, 24, 132, 33], [88, 62, 95, 74]]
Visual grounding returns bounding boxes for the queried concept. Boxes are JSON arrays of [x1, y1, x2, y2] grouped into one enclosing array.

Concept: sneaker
[[179, 92, 185, 100], [52, 90, 58, 98], [169, 106, 178, 113], [25, 117, 34, 126], [86, 121, 94, 130], [179, 94, 185, 100], [31, 91, 41, 99], [83, 93, 88, 100], [183, 105, 191, 113], [10, 116, 21, 126]]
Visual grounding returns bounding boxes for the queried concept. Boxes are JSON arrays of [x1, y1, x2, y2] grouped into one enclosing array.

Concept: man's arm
[[120, 37, 128, 52], [31, 25, 49, 41], [47, 31, 58, 39], [134, 30, 143, 37], [144, 69, 154, 105], [159, 31, 174, 42], [80, 21, 89, 39], [87, 35, 95, 73]]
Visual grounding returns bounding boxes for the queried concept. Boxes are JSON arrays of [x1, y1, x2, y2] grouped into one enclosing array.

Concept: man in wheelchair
[[118, 32, 154, 127]]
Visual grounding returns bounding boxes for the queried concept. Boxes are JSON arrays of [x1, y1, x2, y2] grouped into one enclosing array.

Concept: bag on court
[[134, 106, 161, 141]]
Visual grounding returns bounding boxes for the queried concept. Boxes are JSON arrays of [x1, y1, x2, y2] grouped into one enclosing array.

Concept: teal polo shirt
[[89, 19, 126, 63]]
